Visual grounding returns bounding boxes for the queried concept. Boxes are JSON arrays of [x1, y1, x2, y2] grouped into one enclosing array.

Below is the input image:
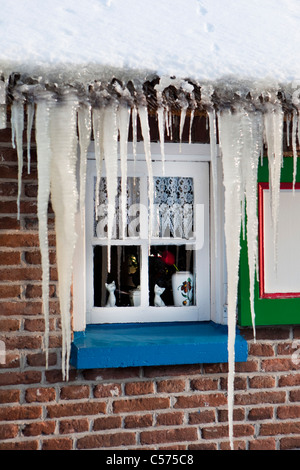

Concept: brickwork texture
[[1, 123, 300, 450]]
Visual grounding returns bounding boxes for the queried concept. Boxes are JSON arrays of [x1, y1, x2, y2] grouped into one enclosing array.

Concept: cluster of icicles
[[4, 76, 300, 450]]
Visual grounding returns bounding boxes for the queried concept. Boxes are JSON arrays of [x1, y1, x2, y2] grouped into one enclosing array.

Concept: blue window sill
[[70, 321, 248, 370]]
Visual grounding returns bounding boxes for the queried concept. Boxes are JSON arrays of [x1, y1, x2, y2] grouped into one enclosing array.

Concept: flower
[[161, 250, 178, 271], [181, 280, 192, 293]]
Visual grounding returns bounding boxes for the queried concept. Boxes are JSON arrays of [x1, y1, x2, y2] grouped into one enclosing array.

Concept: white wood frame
[[72, 143, 227, 331]]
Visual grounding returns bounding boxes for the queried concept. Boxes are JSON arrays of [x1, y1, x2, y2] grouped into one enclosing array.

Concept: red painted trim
[[258, 182, 300, 299]]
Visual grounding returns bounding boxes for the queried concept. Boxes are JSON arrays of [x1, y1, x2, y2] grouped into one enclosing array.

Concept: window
[[71, 142, 248, 369], [238, 156, 300, 326]]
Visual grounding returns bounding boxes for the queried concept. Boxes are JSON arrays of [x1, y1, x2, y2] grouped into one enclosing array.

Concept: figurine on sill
[[105, 281, 116, 307], [154, 284, 165, 307]]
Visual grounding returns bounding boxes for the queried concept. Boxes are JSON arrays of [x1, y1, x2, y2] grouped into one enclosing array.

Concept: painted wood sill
[[70, 321, 248, 369]]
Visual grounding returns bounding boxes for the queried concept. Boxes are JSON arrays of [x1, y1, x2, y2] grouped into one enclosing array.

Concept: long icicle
[[35, 97, 52, 368], [92, 108, 104, 218], [78, 104, 91, 218], [26, 103, 35, 174], [49, 95, 79, 381], [218, 108, 244, 450], [11, 101, 24, 220], [117, 104, 130, 239], [157, 106, 166, 175]]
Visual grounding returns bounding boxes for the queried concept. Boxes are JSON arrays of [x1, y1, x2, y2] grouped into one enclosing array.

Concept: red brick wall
[[1, 122, 300, 451]]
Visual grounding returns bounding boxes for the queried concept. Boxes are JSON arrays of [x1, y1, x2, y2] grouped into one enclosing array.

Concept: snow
[[0, 0, 299, 84]]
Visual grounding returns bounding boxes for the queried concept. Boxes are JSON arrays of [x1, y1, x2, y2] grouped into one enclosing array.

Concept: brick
[[261, 358, 299, 372], [24, 318, 46, 332], [174, 393, 227, 409], [278, 373, 300, 387], [26, 352, 57, 367], [248, 407, 273, 420], [0, 423, 18, 440], [82, 367, 140, 381], [156, 379, 185, 393], [124, 414, 153, 429], [47, 402, 106, 418], [277, 405, 300, 419], [42, 438, 73, 450], [189, 443, 217, 450], [25, 387, 56, 403], [249, 375, 276, 388], [0, 371, 42, 386], [113, 397, 169, 413], [59, 418, 89, 434], [260, 422, 300, 436], [125, 381, 154, 396], [77, 432, 136, 449], [140, 427, 198, 445], [202, 424, 254, 439], [93, 416, 122, 431], [0, 182, 18, 196], [189, 410, 215, 425], [217, 408, 245, 422], [0, 389, 20, 403], [190, 378, 218, 391], [249, 438, 276, 451], [0, 405, 42, 421], [234, 391, 286, 406], [143, 364, 201, 378], [0, 319, 20, 332], [280, 437, 300, 450], [4, 335, 42, 350], [60, 385, 90, 400], [0, 251, 21, 265], [0, 440, 38, 450], [0, 301, 42, 315], [290, 389, 300, 402], [220, 375, 247, 390], [156, 412, 184, 426], [93, 383, 122, 398], [22, 421, 56, 437], [0, 217, 20, 230], [0, 285, 21, 298], [0, 233, 40, 248]]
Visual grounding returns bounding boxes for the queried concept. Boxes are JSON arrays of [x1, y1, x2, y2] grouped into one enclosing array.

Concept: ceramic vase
[[172, 271, 194, 306]]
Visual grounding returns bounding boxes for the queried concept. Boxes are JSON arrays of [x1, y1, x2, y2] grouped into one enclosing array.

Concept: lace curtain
[[94, 176, 194, 240]]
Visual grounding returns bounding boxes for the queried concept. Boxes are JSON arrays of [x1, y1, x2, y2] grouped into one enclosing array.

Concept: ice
[[263, 100, 284, 263], [35, 98, 52, 368], [103, 103, 119, 271], [0, 79, 6, 129], [218, 108, 244, 450], [92, 107, 104, 215], [157, 107, 166, 174], [49, 94, 79, 380], [207, 109, 218, 256], [138, 104, 154, 239], [189, 109, 194, 145], [292, 110, 298, 190], [131, 106, 138, 179], [117, 104, 130, 238], [179, 106, 187, 152], [78, 104, 91, 216], [11, 101, 24, 220], [26, 103, 34, 174]]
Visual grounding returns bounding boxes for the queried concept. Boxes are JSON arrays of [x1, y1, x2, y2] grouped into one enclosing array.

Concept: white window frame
[[73, 142, 227, 331]]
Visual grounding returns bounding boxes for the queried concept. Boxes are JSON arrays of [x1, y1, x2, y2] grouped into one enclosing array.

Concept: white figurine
[[105, 281, 116, 307], [154, 284, 165, 307]]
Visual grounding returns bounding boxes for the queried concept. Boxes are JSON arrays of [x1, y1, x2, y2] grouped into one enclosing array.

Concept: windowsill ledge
[[70, 321, 248, 369]]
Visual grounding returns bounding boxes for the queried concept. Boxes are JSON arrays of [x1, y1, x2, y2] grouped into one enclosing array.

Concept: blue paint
[[70, 321, 248, 370]]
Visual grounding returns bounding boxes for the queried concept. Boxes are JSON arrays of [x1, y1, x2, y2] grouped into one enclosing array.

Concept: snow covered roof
[[1, 0, 300, 85]]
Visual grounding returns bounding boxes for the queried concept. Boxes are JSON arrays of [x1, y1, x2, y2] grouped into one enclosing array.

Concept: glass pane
[[94, 246, 140, 307], [152, 177, 194, 239], [149, 245, 194, 307], [94, 177, 140, 239]]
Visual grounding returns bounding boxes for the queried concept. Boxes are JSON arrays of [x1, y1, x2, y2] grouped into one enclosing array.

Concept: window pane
[[94, 177, 140, 238], [94, 246, 140, 307], [149, 245, 194, 307], [152, 177, 194, 239]]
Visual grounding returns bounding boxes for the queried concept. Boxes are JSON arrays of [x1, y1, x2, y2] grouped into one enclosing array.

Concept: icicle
[[264, 101, 284, 264], [189, 109, 194, 145], [132, 106, 138, 182], [11, 101, 24, 220], [241, 110, 262, 342], [218, 108, 244, 451], [0, 79, 6, 130], [138, 104, 154, 241], [286, 114, 290, 148], [207, 109, 219, 257], [49, 94, 79, 381], [117, 104, 130, 239], [179, 106, 187, 152], [26, 103, 34, 174], [292, 110, 298, 191], [157, 106, 165, 175], [103, 103, 119, 272], [78, 104, 91, 217], [35, 97, 52, 368], [92, 108, 104, 216]]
